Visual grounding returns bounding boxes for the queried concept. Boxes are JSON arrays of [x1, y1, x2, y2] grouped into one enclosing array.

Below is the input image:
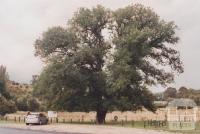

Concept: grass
[[57, 121, 200, 133], [2, 119, 200, 133]]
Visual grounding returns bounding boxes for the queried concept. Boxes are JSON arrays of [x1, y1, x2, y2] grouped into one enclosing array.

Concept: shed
[[167, 98, 198, 130]]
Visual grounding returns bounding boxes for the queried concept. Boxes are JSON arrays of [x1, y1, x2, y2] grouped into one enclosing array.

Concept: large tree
[[34, 4, 183, 124]]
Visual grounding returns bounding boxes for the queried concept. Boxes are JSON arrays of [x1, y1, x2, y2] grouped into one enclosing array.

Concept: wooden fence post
[[81, 115, 84, 122], [132, 120, 134, 127], [144, 121, 146, 128], [121, 120, 124, 126]]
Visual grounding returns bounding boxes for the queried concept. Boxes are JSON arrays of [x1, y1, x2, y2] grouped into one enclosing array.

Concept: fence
[[0, 115, 168, 130]]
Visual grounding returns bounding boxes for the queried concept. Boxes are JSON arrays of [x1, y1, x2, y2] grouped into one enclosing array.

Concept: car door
[[40, 114, 48, 124]]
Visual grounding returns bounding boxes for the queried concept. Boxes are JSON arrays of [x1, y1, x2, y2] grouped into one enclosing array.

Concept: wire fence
[[2, 116, 200, 133], [0, 116, 167, 128]]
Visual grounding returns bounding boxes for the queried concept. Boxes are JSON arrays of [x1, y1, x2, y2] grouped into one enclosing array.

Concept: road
[[0, 127, 79, 134]]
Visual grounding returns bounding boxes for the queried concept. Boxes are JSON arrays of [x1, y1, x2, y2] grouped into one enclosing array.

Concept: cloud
[[0, 0, 199, 92]]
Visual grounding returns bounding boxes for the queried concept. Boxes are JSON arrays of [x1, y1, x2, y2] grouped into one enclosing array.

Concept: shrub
[[0, 96, 17, 116]]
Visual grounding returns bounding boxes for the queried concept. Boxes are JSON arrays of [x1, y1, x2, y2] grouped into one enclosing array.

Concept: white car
[[25, 112, 48, 125]]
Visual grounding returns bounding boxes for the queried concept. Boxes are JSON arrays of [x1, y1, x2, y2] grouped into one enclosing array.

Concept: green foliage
[[0, 65, 10, 99], [176, 87, 200, 105], [163, 87, 177, 100], [15, 96, 40, 111], [108, 4, 183, 112], [0, 96, 16, 116], [16, 97, 29, 111], [27, 98, 40, 111], [34, 4, 183, 123], [0, 65, 16, 115], [157, 86, 200, 106], [0, 65, 9, 83]]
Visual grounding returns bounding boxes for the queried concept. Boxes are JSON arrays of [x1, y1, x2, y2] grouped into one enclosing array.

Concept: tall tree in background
[[0, 65, 10, 99], [163, 87, 177, 100], [0, 65, 16, 115], [34, 4, 183, 124]]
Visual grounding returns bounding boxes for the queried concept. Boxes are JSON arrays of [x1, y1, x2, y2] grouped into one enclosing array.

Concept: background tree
[[16, 97, 29, 111], [0, 96, 16, 116], [0, 65, 16, 115], [154, 92, 164, 101], [177, 86, 188, 98], [0, 65, 10, 99], [34, 4, 183, 124], [163, 87, 177, 100], [15, 96, 40, 111]]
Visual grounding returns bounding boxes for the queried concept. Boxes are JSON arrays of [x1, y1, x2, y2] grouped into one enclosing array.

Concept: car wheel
[[39, 121, 42, 125]]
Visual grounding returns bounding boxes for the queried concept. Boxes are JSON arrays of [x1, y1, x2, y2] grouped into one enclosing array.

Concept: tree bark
[[96, 109, 107, 124]]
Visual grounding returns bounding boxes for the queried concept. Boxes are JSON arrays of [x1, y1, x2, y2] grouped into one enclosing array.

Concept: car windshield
[[27, 114, 39, 118]]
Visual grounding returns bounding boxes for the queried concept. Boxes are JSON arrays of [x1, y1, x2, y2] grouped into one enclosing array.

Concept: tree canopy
[[34, 4, 183, 124], [157, 86, 200, 106]]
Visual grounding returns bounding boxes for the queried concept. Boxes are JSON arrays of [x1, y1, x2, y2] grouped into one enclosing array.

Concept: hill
[[7, 80, 32, 98]]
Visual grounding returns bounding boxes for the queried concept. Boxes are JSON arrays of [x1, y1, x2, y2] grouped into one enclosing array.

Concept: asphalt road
[[0, 127, 80, 134]]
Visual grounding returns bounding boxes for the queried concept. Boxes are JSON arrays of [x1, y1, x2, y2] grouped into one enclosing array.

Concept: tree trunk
[[96, 109, 107, 124]]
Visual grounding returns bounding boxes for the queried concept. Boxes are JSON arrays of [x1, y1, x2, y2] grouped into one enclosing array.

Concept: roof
[[168, 98, 197, 107]]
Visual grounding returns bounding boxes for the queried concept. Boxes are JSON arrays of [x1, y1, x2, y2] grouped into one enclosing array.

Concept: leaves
[[33, 4, 183, 116]]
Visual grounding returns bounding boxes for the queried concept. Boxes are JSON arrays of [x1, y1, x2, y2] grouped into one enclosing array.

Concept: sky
[[0, 0, 200, 92]]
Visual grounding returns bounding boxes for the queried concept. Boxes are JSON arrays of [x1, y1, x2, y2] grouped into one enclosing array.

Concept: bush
[[0, 96, 17, 116], [16, 97, 40, 111], [28, 98, 40, 111], [16, 97, 28, 111]]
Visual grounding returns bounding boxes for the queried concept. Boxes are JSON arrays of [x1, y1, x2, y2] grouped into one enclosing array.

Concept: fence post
[[144, 121, 146, 128], [125, 116, 127, 122], [63, 119, 65, 123], [56, 118, 58, 123], [132, 120, 134, 127], [121, 120, 124, 126], [70, 119, 72, 123], [81, 115, 84, 122], [14, 117, 16, 122]]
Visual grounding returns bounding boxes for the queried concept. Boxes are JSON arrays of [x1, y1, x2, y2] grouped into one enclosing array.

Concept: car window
[[27, 114, 38, 118]]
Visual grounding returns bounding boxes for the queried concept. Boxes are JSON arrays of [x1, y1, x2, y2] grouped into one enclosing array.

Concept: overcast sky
[[0, 0, 200, 92]]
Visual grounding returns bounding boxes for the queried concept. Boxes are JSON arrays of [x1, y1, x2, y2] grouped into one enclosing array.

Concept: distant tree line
[[155, 87, 200, 105]]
